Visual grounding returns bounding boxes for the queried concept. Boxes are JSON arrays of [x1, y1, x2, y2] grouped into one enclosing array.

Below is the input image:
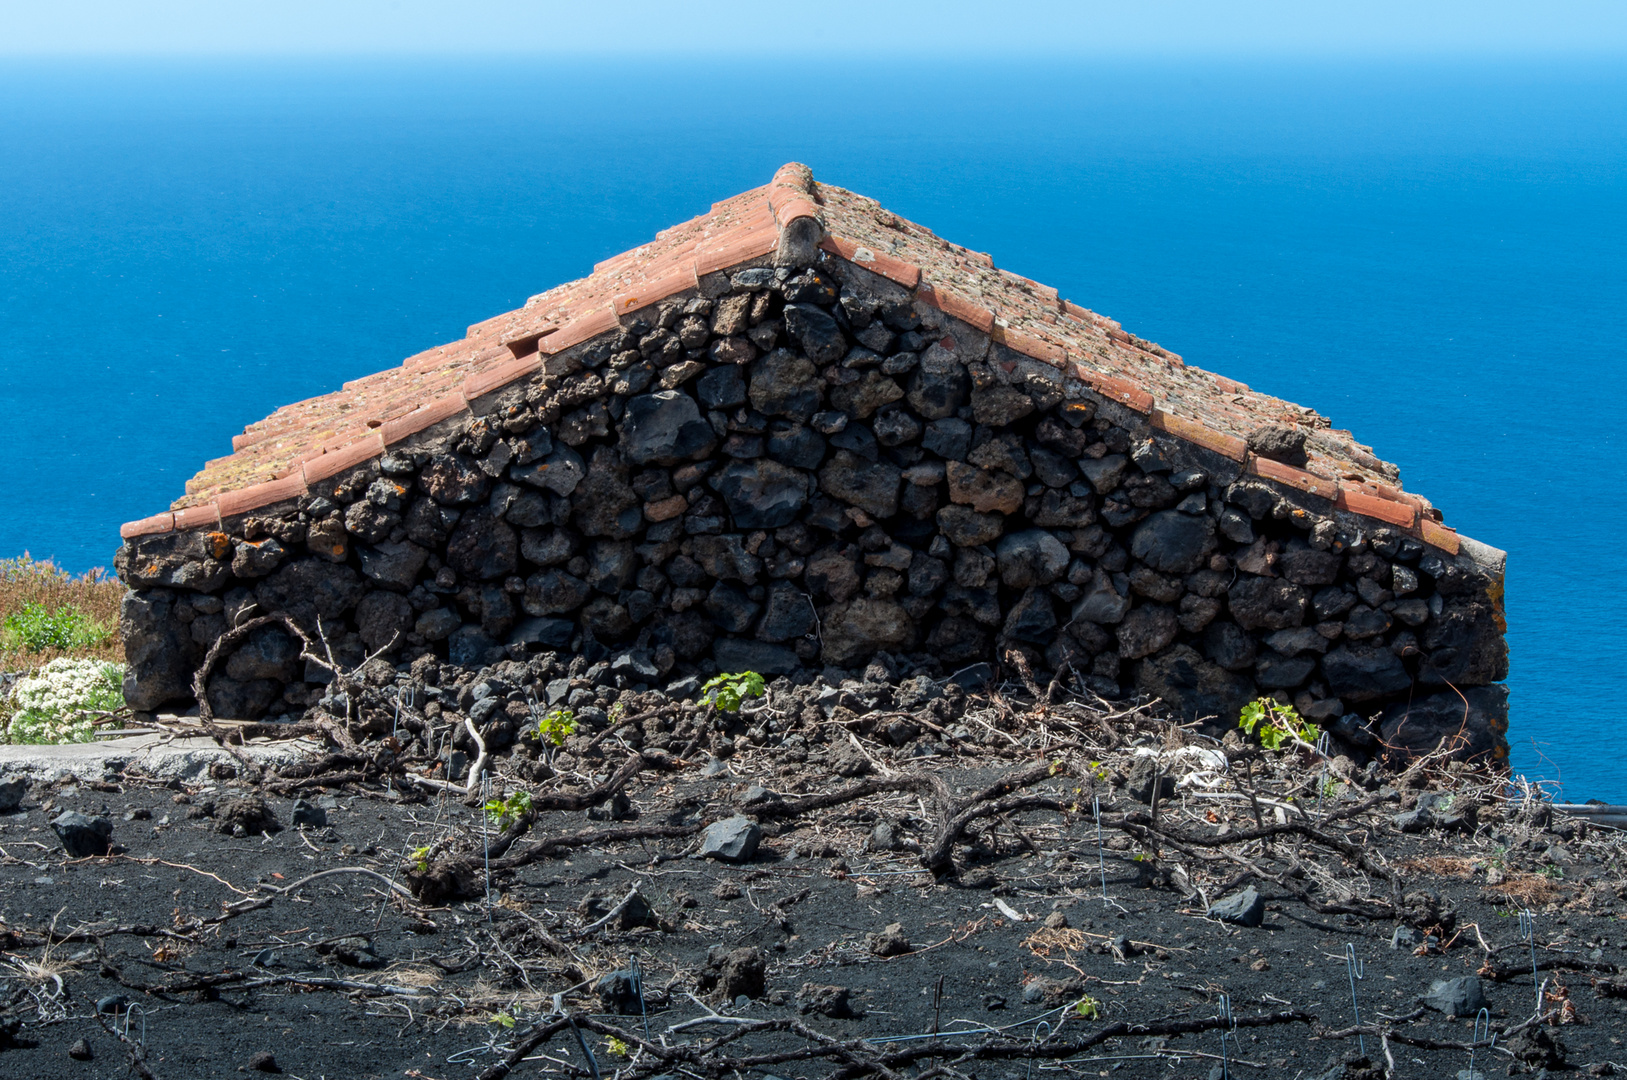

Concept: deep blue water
[[1, 59, 1623, 796]]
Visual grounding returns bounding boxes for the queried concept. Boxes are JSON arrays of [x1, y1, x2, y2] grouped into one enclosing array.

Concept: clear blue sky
[[2, 0, 1624, 56]]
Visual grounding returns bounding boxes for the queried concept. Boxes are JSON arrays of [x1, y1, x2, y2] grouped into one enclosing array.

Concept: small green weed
[[537, 708, 576, 747], [410, 846, 432, 873], [484, 791, 533, 829], [702, 671, 765, 713], [2, 601, 113, 653], [1239, 698, 1320, 751], [604, 1036, 631, 1057], [1074, 995, 1102, 1020], [492, 1011, 516, 1029]]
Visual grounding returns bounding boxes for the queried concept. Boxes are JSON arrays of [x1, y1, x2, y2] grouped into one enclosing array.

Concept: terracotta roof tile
[[135, 163, 1451, 549]]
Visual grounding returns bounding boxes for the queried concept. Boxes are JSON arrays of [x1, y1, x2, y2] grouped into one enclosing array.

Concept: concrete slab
[[0, 732, 319, 785]]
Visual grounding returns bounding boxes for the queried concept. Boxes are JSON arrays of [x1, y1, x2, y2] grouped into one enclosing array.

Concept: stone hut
[[114, 164, 1509, 761]]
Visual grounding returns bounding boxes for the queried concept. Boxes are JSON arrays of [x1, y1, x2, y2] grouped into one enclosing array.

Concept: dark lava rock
[[51, 811, 113, 858], [1378, 685, 1508, 761], [936, 505, 1004, 547], [1137, 643, 1256, 722], [819, 451, 901, 518], [1206, 886, 1265, 927], [596, 968, 648, 1015], [444, 508, 518, 580], [696, 365, 746, 409], [1227, 575, 1308, 631], [0, 777, 26, 813], [782, 305, 846, 365], [1505, 1024, 1567, 1069], [419, 453, 490, 505], [1322, 644, 1412, 703], [995, 529, 1070, 588], [215, 796, 281, 838], [1124, 755, 1176, 804], [1419, 976, 1488, 1017], [290, 799, 327, 828], [798, 983, 863, 1019], [1116, 605, 1179, 659], [1131, 510, 1216, 574], [246, 1050, 282, 1073], [67, 1037, 93, 1060], [1247, 423, 1309, 466], [820, 598, 913, 666], [867, 922, 913, 957], [622, 391, 717, 465], [711, 459, 810, 529], [698, 816, 761, 863], [704, 946, 767, 1001]]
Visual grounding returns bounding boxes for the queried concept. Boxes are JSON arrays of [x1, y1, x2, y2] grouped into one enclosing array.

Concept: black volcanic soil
[[0, 699, 1622, 1080]]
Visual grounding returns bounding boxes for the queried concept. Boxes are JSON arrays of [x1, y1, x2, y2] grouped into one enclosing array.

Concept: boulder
[[1322, 644, 1411, 703], [946, 461, 1024, 515], [225, 625, 301, 682], [821, 598, 913, 665], [1376, 685, 1508, 761], [699, 816, 762, 863], [51, 811, 113, 857], [120, 589, 201, 711], [1131, 510, 1216, 573], [1419, 976, 1487, 1018], [254, 561, 366, 629], [995, 529, 1070, 588], [357, 540, 429, 589], [419, 454, 490, 505], [712, 460, 810, 529], [782, 305, 846, 365], [1136, 644, 1257, 724], [1207, 886, 1265, 927], [1116, 605, 1178, 659], [936, 505, 1004, 547], [354, 592, 413, 652], [511, 445, 586, 496], [1227, 575, 1308, 630], [819, 452, 901, 518], [621, 391, 717, 465]]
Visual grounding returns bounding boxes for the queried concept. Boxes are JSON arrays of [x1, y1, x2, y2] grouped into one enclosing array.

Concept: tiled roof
[[121, 163, 1458, 556]]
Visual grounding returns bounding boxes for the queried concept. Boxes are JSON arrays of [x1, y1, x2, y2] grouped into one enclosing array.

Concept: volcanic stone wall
[[115, 252, 1510, 762]]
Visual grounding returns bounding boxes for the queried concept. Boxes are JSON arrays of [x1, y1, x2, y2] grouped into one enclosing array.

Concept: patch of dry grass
[[1401, 855, 1483, 879], [1484, 872, 1567, 907], [0, 553, 124, 674]]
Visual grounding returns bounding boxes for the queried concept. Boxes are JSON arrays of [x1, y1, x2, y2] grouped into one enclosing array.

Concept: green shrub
[[1238, 698, 1320, 751], [4, 658, 126, 744], [702, 671, 765, 713], [538, 708, 576, 747], [1, 601, 114, 653]]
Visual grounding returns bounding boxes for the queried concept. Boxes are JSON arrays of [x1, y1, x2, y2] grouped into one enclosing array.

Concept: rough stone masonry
[[113, 164, 1509, 764]]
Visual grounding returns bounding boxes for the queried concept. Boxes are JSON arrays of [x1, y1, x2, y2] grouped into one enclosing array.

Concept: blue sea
[[1, 58, 1622, 796]]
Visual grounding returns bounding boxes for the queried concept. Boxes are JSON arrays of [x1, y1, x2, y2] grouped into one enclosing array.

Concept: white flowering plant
[[3, 658, 126, 744]]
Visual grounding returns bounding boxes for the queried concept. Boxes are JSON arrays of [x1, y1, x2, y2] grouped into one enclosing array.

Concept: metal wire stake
[[1519, 909, 1540, 1017], [567, 1017, 602, 1080], [1216, 994, 1237, 1080], [1315, 731, 1332, 812], [1026, 1021, 1051, 1080], [633, 955, 649, 1042], [1467, 1006, 1493, 1078], [1345, 943, 1366, 1055], [1093, 795, 1109, 903], [480, 774, 494, 922]]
